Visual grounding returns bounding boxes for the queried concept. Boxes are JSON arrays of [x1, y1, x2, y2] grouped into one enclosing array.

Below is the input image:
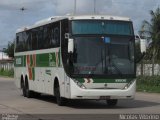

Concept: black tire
[[55, 83, 66, 106], [106, 99, 118, 107], [21, 80, 26, 97], [25, 79, 34, 98], [33, 92, 41, 98]]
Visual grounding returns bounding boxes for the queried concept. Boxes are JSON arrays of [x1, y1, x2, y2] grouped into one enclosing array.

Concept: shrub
[[137, 76, 160, 86], [137, 76, 160, 93], [0, 69, 14, 77]]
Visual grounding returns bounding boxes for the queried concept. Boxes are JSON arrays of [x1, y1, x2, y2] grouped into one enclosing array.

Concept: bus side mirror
[[135, 35, 146, 63], [135, 35, 146, 53], [68, 38, 74, 53]]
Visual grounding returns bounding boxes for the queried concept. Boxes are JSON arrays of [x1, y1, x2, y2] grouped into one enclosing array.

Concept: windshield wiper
[[108, 42, 123, 76]]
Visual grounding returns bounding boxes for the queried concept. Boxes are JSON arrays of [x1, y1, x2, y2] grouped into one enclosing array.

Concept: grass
[[136, 76, 160, 93], [137, 85, 160, 93], [0, 68, 14, 78]]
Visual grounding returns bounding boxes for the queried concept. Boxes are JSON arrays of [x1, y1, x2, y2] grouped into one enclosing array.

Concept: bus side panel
[[28, 66, 66, 96], [44, 67, 53, 94], [64, 72, 71, 99], [54, 68, 65, 97], [14, 67, 28, 89], [14, 67, 22, 89]]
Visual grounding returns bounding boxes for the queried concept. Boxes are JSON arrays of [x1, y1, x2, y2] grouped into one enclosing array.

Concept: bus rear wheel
[[25, 79, 34, 98], [21, 80, 26, 97], [106, 99, 118, 107], [54, 83, 66, 106]]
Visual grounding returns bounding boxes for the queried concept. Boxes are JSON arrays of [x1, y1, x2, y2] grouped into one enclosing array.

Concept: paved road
[[0, 77, 160, 119]]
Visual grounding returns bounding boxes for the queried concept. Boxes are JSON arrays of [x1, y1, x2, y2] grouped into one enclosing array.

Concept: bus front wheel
[[54, 83, 66, 106], [106, 99, 118, 107]]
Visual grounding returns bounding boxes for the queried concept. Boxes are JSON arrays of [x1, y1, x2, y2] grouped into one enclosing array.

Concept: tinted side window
[[31, 29, 38, 50], [15, 35, 19, 52], [43, 25, 50, 49], [16, 30, 31, 52], [22, 31, 30, 51], [53, 26, 60, 47], [16, 33, 24, 52], [15, 21, 61, 52], [37, 27, 44, 49], [26, 31, 32, 51], [41, 22, 60, 49], [49, 22, 60, 48]]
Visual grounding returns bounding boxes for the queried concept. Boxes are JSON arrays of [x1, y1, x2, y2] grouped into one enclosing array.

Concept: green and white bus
[[14, 15, 136, 106]]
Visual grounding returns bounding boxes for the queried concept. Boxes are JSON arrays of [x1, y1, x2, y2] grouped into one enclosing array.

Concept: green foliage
[[139, 7, 160, 61], [138, 7, 160, 75], [135, 43, 143, 63], [137, 76, 160, 93], [4, 41, 14, 58], [137, 85, 160, 93], [137, 76, 160, 86], [0, 69, 14, 77]]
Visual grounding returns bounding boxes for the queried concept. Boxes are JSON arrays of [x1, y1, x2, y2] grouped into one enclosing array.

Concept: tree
[[139, 7, 160, 75], [4, 41, 14, 58], [135, 42, 143, 62]]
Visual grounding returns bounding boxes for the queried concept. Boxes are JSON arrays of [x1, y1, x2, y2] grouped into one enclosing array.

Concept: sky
[[0, 0, 160, 50]]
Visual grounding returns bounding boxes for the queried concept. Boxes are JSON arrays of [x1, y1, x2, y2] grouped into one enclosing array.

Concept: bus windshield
[[69, 20, 135, 78], [72, 20, 133, 36], [72, 36, 135, 77]]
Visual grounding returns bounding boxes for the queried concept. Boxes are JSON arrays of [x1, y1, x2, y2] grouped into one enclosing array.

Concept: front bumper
[[70, 80, 136, 99]]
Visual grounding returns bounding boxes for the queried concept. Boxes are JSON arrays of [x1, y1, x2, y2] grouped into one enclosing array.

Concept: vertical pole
[[94, 0, 96, 14], [74, 0, 77, 14]]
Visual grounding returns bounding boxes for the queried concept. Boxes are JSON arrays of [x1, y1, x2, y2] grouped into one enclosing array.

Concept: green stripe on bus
[[30, 55, 33, 67], [24, 56, 26, 66], [58, 51, 61, 66], [32, 67, 35, 80], [15, 52, 62, 67], [36, 53, 50, 67]]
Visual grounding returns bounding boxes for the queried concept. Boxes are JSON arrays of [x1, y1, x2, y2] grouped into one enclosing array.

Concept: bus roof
[[16, 15, 131, 33]]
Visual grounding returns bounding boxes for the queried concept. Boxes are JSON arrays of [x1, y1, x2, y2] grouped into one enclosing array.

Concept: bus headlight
[[123, 79, 135, 90], [73, 79, 86, 89]]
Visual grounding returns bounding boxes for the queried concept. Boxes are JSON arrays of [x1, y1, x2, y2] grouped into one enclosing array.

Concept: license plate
[[100, 96, 110, 100]]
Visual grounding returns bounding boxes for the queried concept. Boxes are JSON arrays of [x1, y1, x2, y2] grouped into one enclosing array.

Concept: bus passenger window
[[54, 27, 60, 47], [37, 27, 44, 49], [44, 26, 50, 49], [31, 29, 38, 50], [50, 24, 60, 48], [16, 36, 19, 44], [16, 33, 24, 52]]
